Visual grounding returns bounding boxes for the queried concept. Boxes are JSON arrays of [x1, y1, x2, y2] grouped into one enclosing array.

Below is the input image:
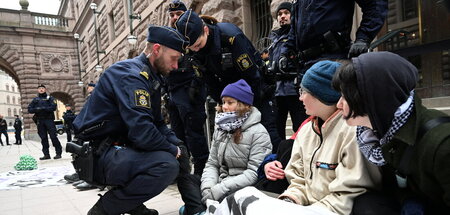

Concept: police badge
[[134, 89, 151, 108], [236, 53, 253, 71]]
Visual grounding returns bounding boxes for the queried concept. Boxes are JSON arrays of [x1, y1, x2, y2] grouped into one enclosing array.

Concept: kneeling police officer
[[72, 25, 189, 215]]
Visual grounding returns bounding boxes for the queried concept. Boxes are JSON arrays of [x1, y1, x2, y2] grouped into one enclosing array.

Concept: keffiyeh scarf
[[215, 111, 250, 132], [356, 90, 415, 166]]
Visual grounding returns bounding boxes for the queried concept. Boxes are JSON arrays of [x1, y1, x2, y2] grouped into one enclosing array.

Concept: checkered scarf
[[215, 111, 250, 132], [356, 90, 415, 166]]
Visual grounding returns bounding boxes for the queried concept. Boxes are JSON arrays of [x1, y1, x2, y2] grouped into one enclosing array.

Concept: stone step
[[422, 96, 450, 109], [430, 107, 450, 115]]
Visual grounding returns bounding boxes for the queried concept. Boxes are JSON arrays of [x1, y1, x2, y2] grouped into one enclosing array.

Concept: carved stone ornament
[[42, 54, 69, 73]]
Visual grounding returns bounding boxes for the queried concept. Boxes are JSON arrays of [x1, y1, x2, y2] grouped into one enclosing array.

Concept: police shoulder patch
[[134, 89, 151, 109], [140, 71, 149, 80], [236, 53, 253, 71]]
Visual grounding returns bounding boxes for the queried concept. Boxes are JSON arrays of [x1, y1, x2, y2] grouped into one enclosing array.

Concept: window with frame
[[251, 0, 273, 50], [401, 0, 418, 21]]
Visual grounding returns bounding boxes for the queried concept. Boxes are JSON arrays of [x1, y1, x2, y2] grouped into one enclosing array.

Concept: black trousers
[[37, 119, 62, 156], [276, 95, 307, 139], [66, 127, 72, 142], [15, 130, 21, 144], [169, 86, 209, 175], [177, 174, 206, 215], [258, 96, 282, 153], [0, 130, 8, 145], [96, 146, 179, 215]]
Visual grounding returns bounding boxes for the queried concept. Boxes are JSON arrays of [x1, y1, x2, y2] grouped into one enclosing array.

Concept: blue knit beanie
[[301, 60, 341, 105], [221, 79, 254, 105]]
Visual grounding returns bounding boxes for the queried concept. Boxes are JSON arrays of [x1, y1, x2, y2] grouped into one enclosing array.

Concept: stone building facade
[[62, 0, 363, 85], [0, 3, 83, 139], [0, 70, 21, 129]]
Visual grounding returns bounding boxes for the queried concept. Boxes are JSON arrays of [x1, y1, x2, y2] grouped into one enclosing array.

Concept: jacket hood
[[241, 107, 262, 131], [353, 52, 418, 137]]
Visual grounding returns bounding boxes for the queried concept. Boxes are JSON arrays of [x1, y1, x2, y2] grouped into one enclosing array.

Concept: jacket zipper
[[310, 126, 323, 179]]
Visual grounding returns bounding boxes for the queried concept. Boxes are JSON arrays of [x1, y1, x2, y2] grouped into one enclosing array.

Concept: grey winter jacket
[[201, 107, 272, 202]]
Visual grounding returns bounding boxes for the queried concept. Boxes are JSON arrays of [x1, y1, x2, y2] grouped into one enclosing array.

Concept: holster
[[66, 137, 114, 184]]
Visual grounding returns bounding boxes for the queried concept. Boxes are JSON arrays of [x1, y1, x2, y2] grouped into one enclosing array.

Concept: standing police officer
[[279, 0, 388, 76], [73, 25, 189, 215], [175, 10, 282, 151], [28, 84, 62, 160], [269, 2, 307, 139], [0, 114, 9, 146], [63, 105, 76, 143], [13, 115, 22, 145], [166, 0, 209, 175]]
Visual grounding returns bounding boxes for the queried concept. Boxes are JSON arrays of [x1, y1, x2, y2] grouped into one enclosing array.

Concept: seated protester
[[278, 60, 382, 214], [332, 52, 450, 214], [255, 116, 313, 194], [177, 79, 272, 215]]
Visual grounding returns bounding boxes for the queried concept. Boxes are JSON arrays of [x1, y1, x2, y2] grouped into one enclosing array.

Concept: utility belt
[[297, 30, 349, 62], [66, 132, 126, 184]]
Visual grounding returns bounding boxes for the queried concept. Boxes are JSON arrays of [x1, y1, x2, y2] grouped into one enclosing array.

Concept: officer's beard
[[154, 55, 170, 77]]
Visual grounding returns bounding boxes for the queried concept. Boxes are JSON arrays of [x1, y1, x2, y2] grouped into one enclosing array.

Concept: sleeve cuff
[[169, 144, 178, 157]]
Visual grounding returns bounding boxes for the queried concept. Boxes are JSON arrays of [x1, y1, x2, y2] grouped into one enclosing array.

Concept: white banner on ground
[[206, 186, 337, 215], [0, 166, 74, 190]]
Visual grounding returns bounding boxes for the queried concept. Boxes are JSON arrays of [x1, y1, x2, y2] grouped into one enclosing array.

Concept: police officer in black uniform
[[28, 84, 62, 160], [0, 114, 9, 146], [268, 2, 307, 139], [13, 115, 22, 145], [175, 10, 282, 151], [279, 0, 388, 78], [63, 104, 76, 142], [166, 0, 210, 175], [73, 25, 189, 215]]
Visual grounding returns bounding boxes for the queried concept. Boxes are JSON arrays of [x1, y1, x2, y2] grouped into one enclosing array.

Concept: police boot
[[127, 204, 158, 215], [87, 198, 107, 215], [64, 173, 79, 183], [39, 155, 51, 160]]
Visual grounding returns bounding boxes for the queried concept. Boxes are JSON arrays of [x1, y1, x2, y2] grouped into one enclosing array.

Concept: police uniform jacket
[[0, 119, 7, 132], [269, 26, 297, 97], [73, 54, 180, 156], [63, 110, 76, 128], [28, 93, 57, 120], [284, 0, 387, 57], [165, 53, 201, 92], [14, 119, 22, 131], [195, 23, 262, 105]]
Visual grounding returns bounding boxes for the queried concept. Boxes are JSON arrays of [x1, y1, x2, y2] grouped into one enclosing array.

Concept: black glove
[[261, 84, 276, 100], [348, 39, 369, 58], [278, 54, 289, 74], [177, 144, 191, 175], [279, 50, 297, 74]]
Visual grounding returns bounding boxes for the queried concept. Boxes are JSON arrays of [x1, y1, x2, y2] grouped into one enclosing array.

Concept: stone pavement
[[0, 133, 184, 215]]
